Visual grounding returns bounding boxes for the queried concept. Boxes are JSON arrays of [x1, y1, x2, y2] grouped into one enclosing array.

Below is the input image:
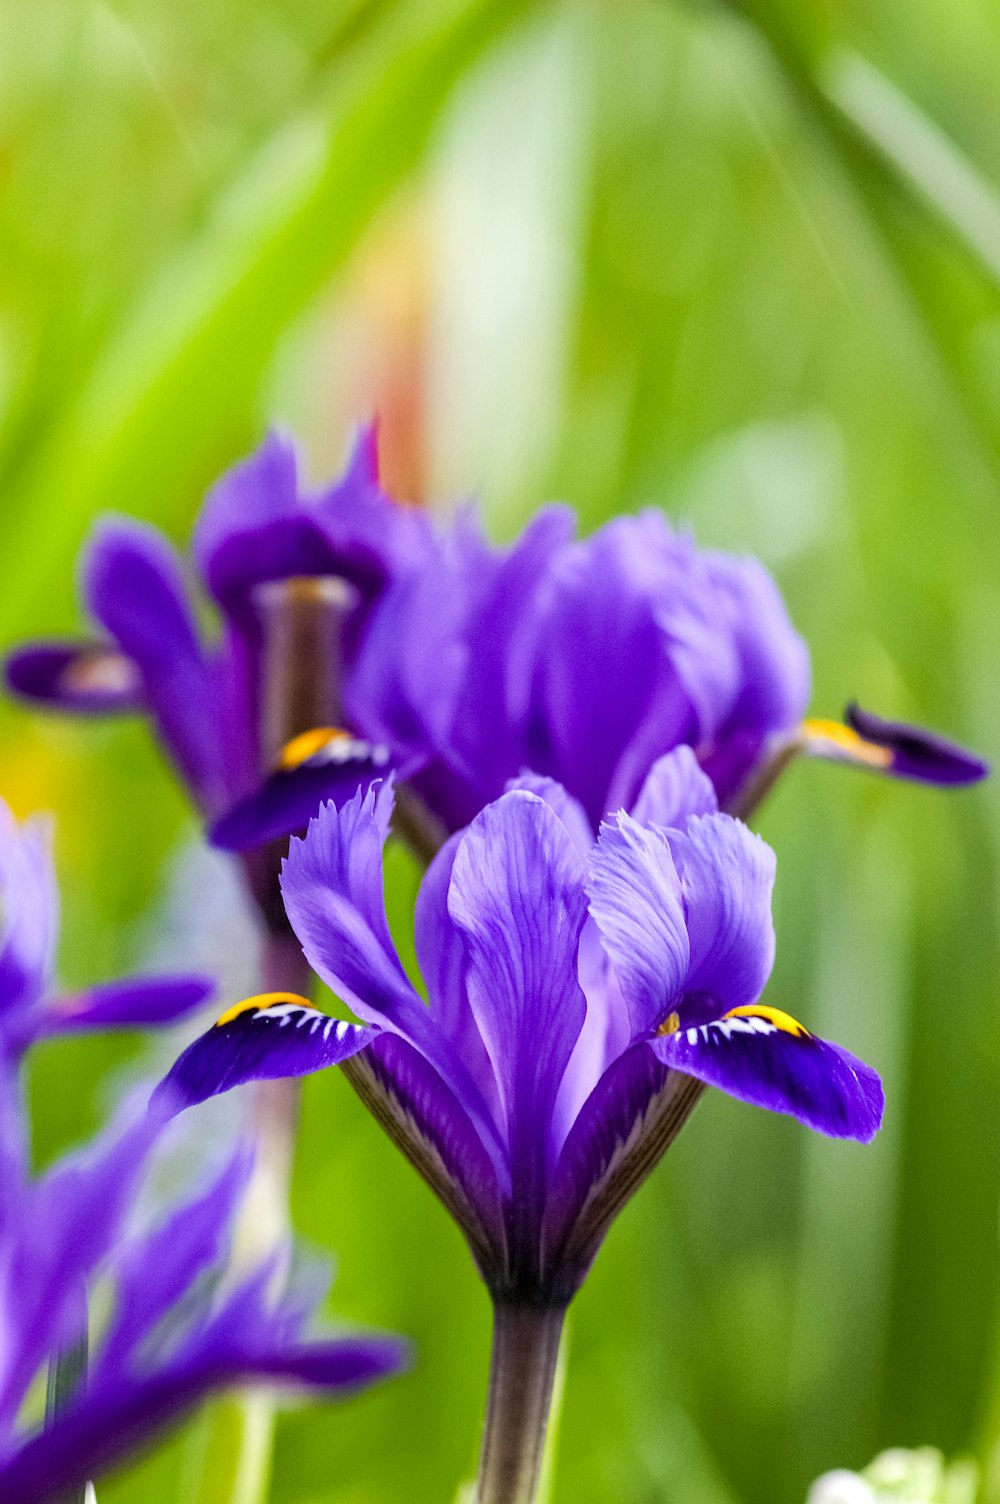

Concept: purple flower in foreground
[[155, 754, 882, 1501], [0, 798, 212, 1057], [157, 752, 882, 1305], [5, 426, 428, 873], [0, 1086, 405, 1504]]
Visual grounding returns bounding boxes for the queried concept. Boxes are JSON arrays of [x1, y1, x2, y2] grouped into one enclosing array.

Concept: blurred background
[[2, 0, 1000, 1500]]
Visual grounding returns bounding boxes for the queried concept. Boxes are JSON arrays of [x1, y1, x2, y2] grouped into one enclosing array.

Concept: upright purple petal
[[346, 513, 482, 763], [414, 833, 499, 1121], [550, 917, 633, 1149], [587, 813, 690, 1039], [349, 506, 575, 833], [534, 515, 712, 826], [447, 507, 576, 808], [670, 813, 776, 1013], [194, 425, 429, 619], [281, 785, 506, 1157], [279, 783, 424, 1031], [697, 552, 811, 803], [82, 518, 224, 811], [631, 746, 719, 828], [653, 1006, 883, 1141], [193, 432, 333, 610], [503, 774, 593, 858], [447, 792, 589, 1204], [5, 640, 142, 715], [312, 422, 433, 591]]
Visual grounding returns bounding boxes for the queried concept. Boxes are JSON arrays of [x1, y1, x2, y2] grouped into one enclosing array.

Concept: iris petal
[[631, 745, 719, 828], [543, 1042, 702, 1296], [5, 640, 142, 715], [448, 792, 589, 1176], [279, 782, 425, 1031], [280, 785, 506, 1158], [344, 1033, 507, 1275], [843, 703, 989, 786], [670, 812, 776, 1012], [35, 975, 213, 1044], [587, 812, 690, 1039], [414, 833, 498, 1120], [209, 734, 393, 851], [0, 1331, 406, 1504], [652, 1007, 883, 1141], [83, 517, 223, 811], [152, 996, 375, 1115]]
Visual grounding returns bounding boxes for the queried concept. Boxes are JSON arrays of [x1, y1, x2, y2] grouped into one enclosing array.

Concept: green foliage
[[3, 0, 1000, 1500]]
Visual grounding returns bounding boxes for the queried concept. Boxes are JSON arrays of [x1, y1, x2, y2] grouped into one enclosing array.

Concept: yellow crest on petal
[[277, 727, 351, 771], [214, 991, 317, 1027], [723, 1003, 810, 1038]]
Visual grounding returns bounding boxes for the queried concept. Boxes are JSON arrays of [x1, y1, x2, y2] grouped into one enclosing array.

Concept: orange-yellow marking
[[278, 727, 350, 772], [724, 1004, 810, 1038], [801, 718, 892, 770], [657, 1011, 681, 1037], [215, 991, 317, 1027]]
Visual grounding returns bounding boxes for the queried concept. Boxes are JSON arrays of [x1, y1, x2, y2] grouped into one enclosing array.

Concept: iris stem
[[474, 1301, 567, 1504], [725, 735, 800, 821], [45, 1295, 89, 1504]]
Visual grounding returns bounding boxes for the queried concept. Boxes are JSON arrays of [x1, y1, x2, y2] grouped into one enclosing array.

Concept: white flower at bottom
[[806, 1470, 877, 1504]]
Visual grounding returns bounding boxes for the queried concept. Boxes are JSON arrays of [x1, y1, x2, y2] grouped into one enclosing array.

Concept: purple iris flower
[[0, 797, 212, 1057], [0, 1080, 406, 1504], [156, 751, 882, 1305], [208, 504, 988, 852], [8, 452, 985, 872], [4, 425, 430, 875]]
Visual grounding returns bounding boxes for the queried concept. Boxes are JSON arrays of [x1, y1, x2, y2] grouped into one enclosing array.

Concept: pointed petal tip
[[346, 417, 380, 487], [153, 998, 374, 1115], [5, 641, 143, 715], [654, 1009, 885, 1144], [844, 702, 989, 787], [41, 973, 215, 1042], [209, 743, 393, 852]]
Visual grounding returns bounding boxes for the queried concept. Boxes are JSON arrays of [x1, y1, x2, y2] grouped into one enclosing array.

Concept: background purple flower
[[344, 507, 813, 834], [0, 1084, 406, 1504], [6, 425, 430, 837], [239, 501, 985, 855], [0, 797, 212, 1057]]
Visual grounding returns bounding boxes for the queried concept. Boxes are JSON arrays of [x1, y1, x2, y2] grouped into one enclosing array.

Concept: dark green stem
[[474, 1301, 566, 1504]]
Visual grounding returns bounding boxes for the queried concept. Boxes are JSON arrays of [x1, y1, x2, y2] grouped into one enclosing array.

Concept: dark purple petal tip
[[845, 702, 989, 787], [209, 731, 393, 851], [5, 641, 142, 715], [653, 1006, 884, 1142], [40, 974, 215, 1041], [151, 993, 374, 1116]]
